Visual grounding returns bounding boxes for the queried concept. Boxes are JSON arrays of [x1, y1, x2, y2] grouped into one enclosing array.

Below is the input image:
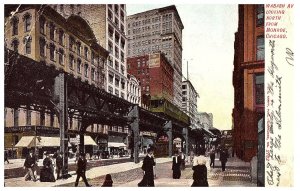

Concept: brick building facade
[[232, 4, 265, 162], [127, 52, 173, 106]]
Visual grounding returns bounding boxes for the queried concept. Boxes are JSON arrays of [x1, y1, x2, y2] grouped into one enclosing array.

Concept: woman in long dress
[[191, 149, 209, 187]]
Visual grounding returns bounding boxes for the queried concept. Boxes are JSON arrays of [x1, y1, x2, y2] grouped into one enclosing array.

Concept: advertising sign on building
[[149, 53, 160, 68]]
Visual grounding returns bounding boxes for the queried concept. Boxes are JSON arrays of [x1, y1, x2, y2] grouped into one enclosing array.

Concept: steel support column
[[183, 127, 189, 156], [128, 105, 140, 163], [55, 73, 69, 177], [164, 121, 172, 157]]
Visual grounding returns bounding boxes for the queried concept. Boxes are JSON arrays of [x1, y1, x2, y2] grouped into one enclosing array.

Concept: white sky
[[127, 4, 238, 130]]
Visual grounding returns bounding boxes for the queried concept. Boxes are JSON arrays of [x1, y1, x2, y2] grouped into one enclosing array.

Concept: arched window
[[11, 38, 19, 52], [11, 16, 19, 36], [23, 13, 31, 32], [23, 35, 32, 54]]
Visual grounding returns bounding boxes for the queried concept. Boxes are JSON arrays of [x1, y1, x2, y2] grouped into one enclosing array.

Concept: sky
[[127, 4, 238, 130]]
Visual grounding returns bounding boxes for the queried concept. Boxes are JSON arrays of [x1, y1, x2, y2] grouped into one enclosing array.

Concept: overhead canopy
[[15, 136, 71, 148], [84, 136, 97, 146], [202, 128, 215, 137], [15, 136, 35, 147], [108, 142, 126, 148]]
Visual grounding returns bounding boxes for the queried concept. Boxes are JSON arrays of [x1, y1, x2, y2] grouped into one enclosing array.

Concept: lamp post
[[11, 143, 14, 159]]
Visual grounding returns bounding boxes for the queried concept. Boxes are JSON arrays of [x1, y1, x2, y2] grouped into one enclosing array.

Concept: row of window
[[39, 38, 98, 81], [108, 57, 125, 75], [108, 86, 125, 98], [108, 40, 125, 62], [108, 74, 126, 89], [7, 108, 124, 134], [108, 25, 126, 50], [10, 13, 31, 36], [108, 9, 125, 32], [40, 16, 102, 65]]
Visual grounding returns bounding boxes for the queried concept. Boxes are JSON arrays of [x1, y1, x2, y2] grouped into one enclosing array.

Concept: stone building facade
[[181, 80, 199, 129], [127, 74, 141, 106], [51, 4, 128, 100], [4, 5, 110, 158]]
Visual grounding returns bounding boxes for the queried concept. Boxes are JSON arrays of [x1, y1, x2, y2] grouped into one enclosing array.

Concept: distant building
[[127, 52, 174, 107], [127, 74, 141, 106], [127, 5, 184, 107], [181, 80, 199, 129], [196, 112, 213, 129], [232, 4, 265, 162]]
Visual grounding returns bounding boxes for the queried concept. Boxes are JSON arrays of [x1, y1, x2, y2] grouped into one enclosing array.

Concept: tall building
[[52, 4, 128, 99], [232, 4, 265, 162], [181, 80, 199, 129], [4, 5, 108, 158], [127, 5, 184, 107], [127, 52, 174, 107], [52, 4, 130, 152]]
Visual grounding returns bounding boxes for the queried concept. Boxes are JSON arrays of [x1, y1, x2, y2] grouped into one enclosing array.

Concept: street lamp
[[11, 143, 14, 159]]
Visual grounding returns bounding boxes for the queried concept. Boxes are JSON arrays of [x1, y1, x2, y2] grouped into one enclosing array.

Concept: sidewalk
[[4, 157, 171, 187], [4, 154, 142, 170]]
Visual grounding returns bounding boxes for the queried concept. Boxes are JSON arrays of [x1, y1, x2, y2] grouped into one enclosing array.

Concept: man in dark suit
[[23, 150, 37, 181], [180, 151, 186, 170], [56, 151, 63, 180], [172, 151, 181, 179], [138, 148, 156, 187], [75, 153, 91, 187], [220, 148, 228, 171]]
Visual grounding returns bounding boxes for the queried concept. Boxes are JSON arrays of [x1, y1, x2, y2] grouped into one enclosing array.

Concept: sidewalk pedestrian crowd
[[5, 145, 236, 187]]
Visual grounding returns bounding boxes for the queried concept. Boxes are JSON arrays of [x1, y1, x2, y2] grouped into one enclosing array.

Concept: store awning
[[84, 136, 97, 146], [15, 136, 35, 147], [15, 136, 71, 148], [108, 142, 126, 148]]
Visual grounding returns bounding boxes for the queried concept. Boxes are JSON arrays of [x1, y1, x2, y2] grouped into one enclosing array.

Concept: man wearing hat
[[75, 153, 91, 187], [56, 151, 64, 180], [23, 150, 37, 181]]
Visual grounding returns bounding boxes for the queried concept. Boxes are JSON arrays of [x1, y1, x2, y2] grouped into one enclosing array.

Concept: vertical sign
[[265, 4, 294, 186]]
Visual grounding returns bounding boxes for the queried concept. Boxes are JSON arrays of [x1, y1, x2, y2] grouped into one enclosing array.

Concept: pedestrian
[[172, 150, 181, 179], [220, 148, 228, 172], [23, 150, 37, 181], [97, 150, 101, 160], [209, 148, 216, 168], [138, 148, 156, 187], [40, 152, 55, 182], [191, 149, 209, 187], [56, 151, 63, 180], [102, 174, 113, 187], [4, 151, 9, 164], [75, 153, 92, 187], [180, 151, 186, 170]]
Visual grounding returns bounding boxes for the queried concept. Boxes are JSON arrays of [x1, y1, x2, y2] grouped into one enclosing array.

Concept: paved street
[[4, 156, 256, 187]]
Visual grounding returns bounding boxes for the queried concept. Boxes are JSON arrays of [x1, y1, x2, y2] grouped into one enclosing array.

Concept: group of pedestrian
[[23, 150, 64, 182]]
